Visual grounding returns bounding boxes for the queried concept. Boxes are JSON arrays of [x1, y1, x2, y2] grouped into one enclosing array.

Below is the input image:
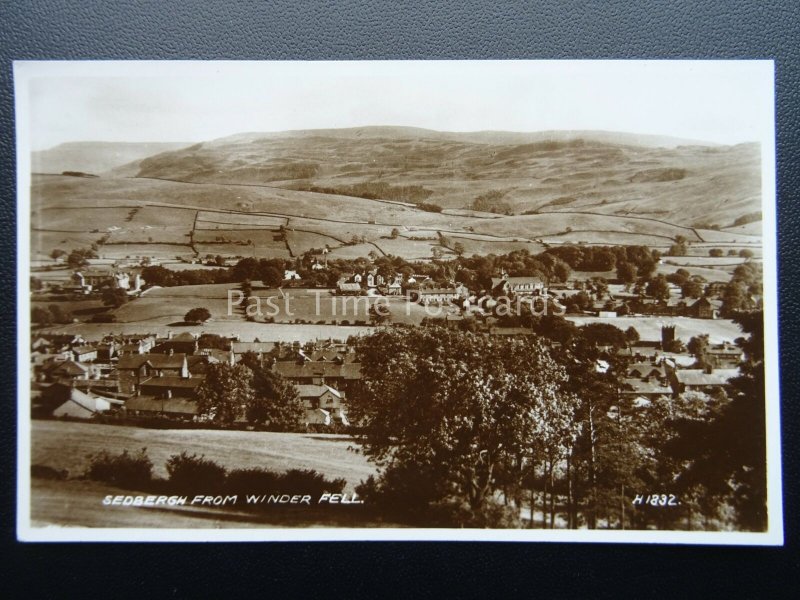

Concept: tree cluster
[[348, 318, 767, 531], [195, 356, 305, 431]]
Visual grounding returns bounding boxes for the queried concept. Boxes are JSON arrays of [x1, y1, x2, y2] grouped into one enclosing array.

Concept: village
[[30, 242, 756, 431]]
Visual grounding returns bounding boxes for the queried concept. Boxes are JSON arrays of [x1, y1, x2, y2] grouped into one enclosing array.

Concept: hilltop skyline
[[17, 60, 774, 151]]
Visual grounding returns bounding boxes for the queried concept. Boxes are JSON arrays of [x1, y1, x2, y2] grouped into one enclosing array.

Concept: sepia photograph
[[15, 60, 781, 543]]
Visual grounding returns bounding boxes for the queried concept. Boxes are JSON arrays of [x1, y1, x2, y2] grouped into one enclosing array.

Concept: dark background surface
[[1, 1, 798, 597]]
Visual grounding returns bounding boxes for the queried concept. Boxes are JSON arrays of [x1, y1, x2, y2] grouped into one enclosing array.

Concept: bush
[[225, 467, 345, 502], [225, 468, 282, 495], [85, 448, 153, 490], [31, 464, 68, 480], [281, 469, 347, 497], [165, 452, 227, 494]]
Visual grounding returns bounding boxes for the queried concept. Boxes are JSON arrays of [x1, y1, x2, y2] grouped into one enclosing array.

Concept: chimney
[[167, 330, 174, 340], [661, 325, 675, 351]]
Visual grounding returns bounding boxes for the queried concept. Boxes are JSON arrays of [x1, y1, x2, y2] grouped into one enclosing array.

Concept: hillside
[[130, 126, 761, 229], [32, 141, 193, 176]]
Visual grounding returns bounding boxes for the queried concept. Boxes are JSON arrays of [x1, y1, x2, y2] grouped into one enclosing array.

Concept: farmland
[[29, 124, 764, 265]]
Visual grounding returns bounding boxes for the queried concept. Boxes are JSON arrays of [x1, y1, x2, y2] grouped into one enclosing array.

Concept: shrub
[[31, 464, 68, 480], [225, 467, 345, 501], [165, 452, 227, 494], [225, 468, 281, 496], [281, 469, 346, 497], [85, 448, 153, 490]]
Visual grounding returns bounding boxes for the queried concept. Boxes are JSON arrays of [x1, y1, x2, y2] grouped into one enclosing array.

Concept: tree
[[184, 307, 211, 323], [67, 250, 91, 270], [390, 228, 400, 239], [198, 334, 229, 350], [48, 304, 71, 324], [31, 306, 53, 326], [615, 261, 636, 287], [668, 312, 766, 530], [431, 247, 444, 260], [349, 328, 578, 527], [50, 248, 67, 261], [646, 275, 670, 301], [709, 248, 724, 257], [668, 236, 688, 257], [687, 334, 710, 366], [368, 302, 392, 325], [624, 326, 640, 344], [739, 249, 754, 259], [260, 266, 283, 288], [553, 260, 571, 283], [681, 280, 703, 299], [102, 288, 128, 308], [453, 242, 465, 257], [30, 277, 44, 292], [196, 363, 255, 426], [580, 323, 627, 349], [239, 353, 305, 430]]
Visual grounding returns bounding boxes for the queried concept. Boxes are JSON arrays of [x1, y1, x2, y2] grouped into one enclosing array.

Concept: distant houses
[[73, 268, 144, 294], [491, 275, 546, 297]]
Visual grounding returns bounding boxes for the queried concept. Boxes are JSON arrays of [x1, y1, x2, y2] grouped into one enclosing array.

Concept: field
[[565, 315, 744, 344], [113, 285, 431, 327], [40, 320, 375, 343], [31, 420, 376, 489], [29, 420, 382, 528]]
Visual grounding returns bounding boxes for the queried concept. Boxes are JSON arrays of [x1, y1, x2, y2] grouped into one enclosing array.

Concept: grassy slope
[[31, 420, 376, 490], [132, 128, 762, 228]]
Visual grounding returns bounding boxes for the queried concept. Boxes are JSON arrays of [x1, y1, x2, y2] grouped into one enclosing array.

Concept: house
[[152, 332, 199, 355], [147, 353, 190, 377], [118, 341, 147, 355], [72, 345, 98, 362], [115, 355, 154, 393], [337, 281, 362, 295], [273, 361, 361, 393], [231, 341, 277, 357], [296, 384, 349, 427], [491, 275, 546, 297], [124, 395, 200, 420], [408, 285, 468, 305], [672, 368, 739, 395], [386, 280, 403, 296], [688, 297, 716, 319], [52, 388, 122, 419], [707, 343, 744, 368], [48, 360, 91, 381], [138, 375, 205, 399], [198, 348, 236, 366], [73, 268, 144, 293], [627, 363, 667, 381], [284, 269, 302, 281], [96, 343, 119, 361], [115, 352, 189, 393], [620, 377, 673, 402]]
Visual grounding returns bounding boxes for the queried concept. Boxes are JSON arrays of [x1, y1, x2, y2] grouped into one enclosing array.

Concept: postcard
[[15, 60, 782, 543]]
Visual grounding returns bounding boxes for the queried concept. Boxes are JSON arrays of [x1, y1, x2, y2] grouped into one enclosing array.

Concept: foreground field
[[31, 420, 377, 491]]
